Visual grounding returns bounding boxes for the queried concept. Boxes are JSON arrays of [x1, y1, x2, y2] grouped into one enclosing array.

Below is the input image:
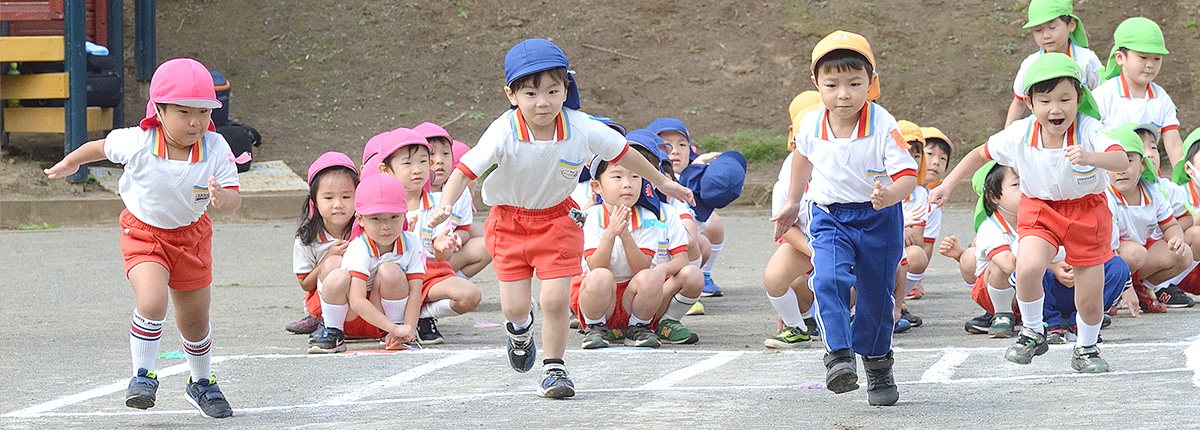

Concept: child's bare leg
[[626, 269, 665, 322], [1141, 241, 1192, 285], [659, 265, 702, 317], [958, 247, 977, 284], [578, 269, 617, 323], [539, 276, 572, 360], [1116, 241, 1148, 274], [424, 277, 482, 315], [449, 237, 491, 277], [1071, 264, 1105, 347], [892, 264, 906, 324], [1014, 236, 1056, 333]]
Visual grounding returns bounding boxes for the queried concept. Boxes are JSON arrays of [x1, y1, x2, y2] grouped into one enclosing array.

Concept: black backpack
[[216, 122, 261, 173]]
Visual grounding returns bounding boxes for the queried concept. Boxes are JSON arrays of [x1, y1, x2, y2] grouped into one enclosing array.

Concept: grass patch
[[18, 223, 54, 230], [694, 129, 789, 165]]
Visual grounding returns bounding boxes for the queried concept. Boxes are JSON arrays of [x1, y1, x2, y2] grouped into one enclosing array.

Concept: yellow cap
[[919, 126, 954, 153], [787, 91, 824, 152], [897, 120, 924, 144], [811, 30, 880, 100]]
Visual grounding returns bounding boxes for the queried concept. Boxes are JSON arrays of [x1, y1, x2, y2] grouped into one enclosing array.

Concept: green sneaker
[[623, 323, 661, 348], [1004, 326, 1049, 365], [655, 318, 699, 344], [581, 323, 610, 350], [1071, 345, 1109, 373], [764, 325, 811, 349], [988, 312, 1016, 338], [604, 327, 625, 342]]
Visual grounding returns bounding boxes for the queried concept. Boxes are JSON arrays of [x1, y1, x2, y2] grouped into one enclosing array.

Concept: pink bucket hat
[[139, 58, 222, 131], [360, 153, 384, 178], [413, 122, 452, 143], [377, 128, 431, 163], [307, 151, 357, 185], [451, 140, 470, 168], [354, 174, 408, 216], [362, 131, 391, 166]]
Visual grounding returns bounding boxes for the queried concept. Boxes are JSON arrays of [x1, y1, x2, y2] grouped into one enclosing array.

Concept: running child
[[930, 53, 1130, 373], [415, 122, 492, 279], [1094, 17, 1184, 165], [1004, 0, 1102, 126], [288, 152, 359, 335], [772, 31, 917, 406], [434, 38, 693, 398], [379, 127, 482, 344], [309, 174, 426, 353], [43, 58, 239, 418]]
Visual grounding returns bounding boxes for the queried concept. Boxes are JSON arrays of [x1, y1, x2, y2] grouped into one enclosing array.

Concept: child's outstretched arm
[[44, 140, 106, 179], [431, 170, 470, 227], [770, 152, 812, 241], [929, 145, 989, 208], [208, 176, 241, 212], [1064, 146, 1129, 172], [616, 155, 695, 205]]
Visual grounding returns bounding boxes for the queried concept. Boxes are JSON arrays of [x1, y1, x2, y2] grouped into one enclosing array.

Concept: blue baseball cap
[[647, 117, 698, 161], [678, 151, 747, 222], [504, 38, 581, 110]]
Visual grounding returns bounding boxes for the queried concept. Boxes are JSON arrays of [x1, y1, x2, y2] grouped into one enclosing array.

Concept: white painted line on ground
[[902, 367, 1191, 385], [2, 357, 229, 419], [919, 350, 971, 382], [639, 351, 744, 390], [1186, 333, 1200, 389], [325, 350, 487, 405]]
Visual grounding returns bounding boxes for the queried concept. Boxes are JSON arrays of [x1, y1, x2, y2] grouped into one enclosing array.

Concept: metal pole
[[64, 0, 88, 182], [134, 0, 155, 80], [108, 0, 125, 128]]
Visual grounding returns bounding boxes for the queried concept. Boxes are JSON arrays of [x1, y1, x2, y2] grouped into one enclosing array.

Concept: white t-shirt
[[924, 206, 943, 245], [793, 103, 918, 206], [903, 186, 931, 227], [458, 108, 630, 209], [982, 115, 1122, 200], [293, 229, 342, 278], [341, 232, 426, 290], [582, 205, 689, 283], [974, 213, 1020, 277], [1106, 181, 1174, 245], [103, 126, 240, 229], [1154, 178, 1190, 219], [1093, 76, 1180, 133], [408, 191, 474, 256], [1012, 42, 1103, 97]]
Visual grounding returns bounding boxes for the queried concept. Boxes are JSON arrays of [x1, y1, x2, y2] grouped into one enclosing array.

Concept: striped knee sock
[[129, 310, 163, 376], [182, 327, 213, 382]]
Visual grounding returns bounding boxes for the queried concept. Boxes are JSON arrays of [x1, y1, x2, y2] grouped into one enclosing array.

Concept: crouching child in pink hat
[[44, 58, 241, 418]]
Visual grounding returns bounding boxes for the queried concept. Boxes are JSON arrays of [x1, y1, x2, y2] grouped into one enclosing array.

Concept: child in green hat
[[931, 53, 1129, 372], [1094, 17, 1184, 166], [1004, 0, 1103, 127], [1166, 129, 1200, 297]]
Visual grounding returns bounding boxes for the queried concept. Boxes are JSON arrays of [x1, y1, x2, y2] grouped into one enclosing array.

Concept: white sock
[[419, 298, 458, 319], [583, 314, 606, 325], [1167, 261, 1199, 286], [1143, 278, 1166, 292], [321, 299, 349, 330], [701, 243, 723, 273], [1075, 318, 1102, 348], [905, 272, 923, 294], [768, 288, 806, 328], [689, 256, 702, 268], [129, 310, 163, 375], [455, 270, 467, 279], [381, 297, 409, 324], [182, 327, 212, 382], [628, 314, 652, 327], [801, 308, 812, 319], [663, 293, 699, 322], [1017, 296, 1045, 334], [510, 313, 533, 332], [988, 285, 1016, 315]]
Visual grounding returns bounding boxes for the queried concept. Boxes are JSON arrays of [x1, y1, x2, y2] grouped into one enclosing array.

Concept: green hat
[[1101, 17, 1169, 81], [973, 161, 1002, 232], [1105, 123, 1156, 183], [1023, 52, 1100, 120], [1023, 0, 1088, 48], [1171, 128, 1200, 185]]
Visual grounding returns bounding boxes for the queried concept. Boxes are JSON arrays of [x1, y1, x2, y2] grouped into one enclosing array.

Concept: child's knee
[[374, 263, 409, 298], [322, 269, 352, 296], [631, 269, 665, 291], [676, 265, 704, 295], [582, 269, 616, 295]]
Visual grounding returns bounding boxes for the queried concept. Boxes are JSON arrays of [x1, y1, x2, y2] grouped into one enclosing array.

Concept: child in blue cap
[[435, 38, 693, 399]]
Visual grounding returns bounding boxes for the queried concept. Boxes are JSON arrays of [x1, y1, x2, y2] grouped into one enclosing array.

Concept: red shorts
[[421, 259, 457, 302], [484, 199, 583, 282], [1179, 264, 1200, 295], [1017, 194, 1112, 267], [119, 209, 213, 291], [304, 286, 385, 339], [569, 274, 632, 330]]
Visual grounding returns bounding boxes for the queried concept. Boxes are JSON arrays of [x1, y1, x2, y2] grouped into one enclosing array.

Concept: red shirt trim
[[349, 271, 369, 280], [890, 168, 917, 181], [609, 144, 631, 164], [987, 245, 1011, 259], [456, 163, 479, 180], [669, 245, 688, 255]]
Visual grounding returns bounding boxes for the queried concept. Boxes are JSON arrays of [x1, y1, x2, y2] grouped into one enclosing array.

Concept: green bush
[[694, 129, 789, 165]]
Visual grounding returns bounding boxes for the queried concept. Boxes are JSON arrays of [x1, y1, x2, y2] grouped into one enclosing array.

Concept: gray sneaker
[[538, 362, 575, 399], [823, 349, 859, 394], [989, 312, 1016, 338], [581, 323, 609, 350], [1071, 345, 1110, 373], [623, 323, 661, 348], [1004, 326, 1049, 365]]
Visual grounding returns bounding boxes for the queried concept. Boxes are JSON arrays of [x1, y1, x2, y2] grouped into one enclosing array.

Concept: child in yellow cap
[[894, 120, 928, 332], [1004, 0, 1103, 127], [772, 31, 917, 406]]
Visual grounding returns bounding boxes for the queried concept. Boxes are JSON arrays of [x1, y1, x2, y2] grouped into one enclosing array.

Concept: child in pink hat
[[44, 57, 239, 418], [309, 174, 428, 353], [414, 123, 491, 279]]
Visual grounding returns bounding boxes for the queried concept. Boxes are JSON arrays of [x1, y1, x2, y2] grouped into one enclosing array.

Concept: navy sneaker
[[893, 318, 912, 334], [538, 362, 576, 399], [506, 315, 537, 373], [964, 312, 992, 334], [701, 272, 724, 297], [417, 317, 445, 345], [185, 376, 233, 418], [308, 327, 346, 354], [804, 317, 820, 339], [125, 368, 159, 410]]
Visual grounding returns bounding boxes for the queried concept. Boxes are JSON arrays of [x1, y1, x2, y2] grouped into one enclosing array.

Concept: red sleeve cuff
[[608, 144, 631, 164], [669, 245, 688, 255], [923, 237, 937, 243], [680, 213, 694, 221], [890, 169, 917, 181], [349, 271, 369, 280], [640, 248, 655, 257], [1162, 125, 1179, 132], [296, 273, 308, 280], [1160, 215, 1176, 225], [583, 249, 597, 258], [456, 163, 479, 180], [987, 245, 1011, 259], [224, 186, 240, 194], [455, 225, 471, 231], [406, 273, 424, 281], [982, 141, 994, 161], [1104, 144, 1124, 153]]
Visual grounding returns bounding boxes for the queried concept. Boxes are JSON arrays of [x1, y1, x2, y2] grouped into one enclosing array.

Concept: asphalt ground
[[3, 206, 1199, 429]]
